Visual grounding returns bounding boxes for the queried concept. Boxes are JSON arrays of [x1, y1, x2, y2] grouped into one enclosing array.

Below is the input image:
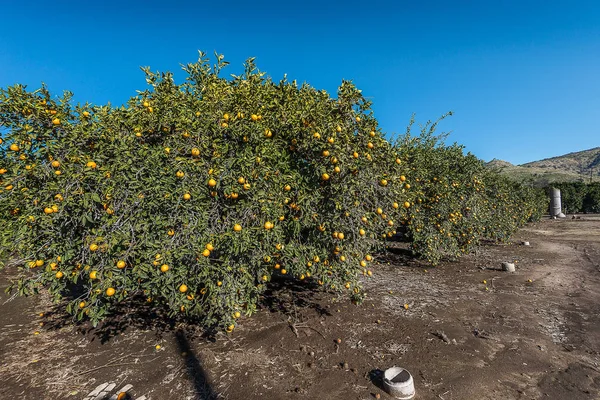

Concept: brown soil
[[1, 217, 600, 400]]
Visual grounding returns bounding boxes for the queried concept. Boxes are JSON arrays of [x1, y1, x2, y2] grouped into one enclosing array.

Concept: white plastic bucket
[[502, 262, 515, 272], [383, 367, 415, 399]]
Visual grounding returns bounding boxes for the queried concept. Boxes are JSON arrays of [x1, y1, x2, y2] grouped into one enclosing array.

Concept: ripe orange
[[208, 178, 217, 187], [82, 111, 90, 117], [79, 301, 86, 309], [86, 161, 97, 169], [321, 173, 330, 181], [89, 271, 98, 279], [116, 260, 126, 269], [183, 193, 191, 200], [233, 223, 242, 232], [206, 243, 214, 251], [106, 287, 116, 296], [89, 243, 98, 251], [55, 271, 64, 279], [179, 284, 188, 293], [52, 118, 60, 125], [403, 201, 411, 209], [264, 221, 274, 230], [191, 148, 200, 157], [202, 249, 210, 257], [160, 264, 169, 272], [284, 184, 291, 191], [176, 171, 185, 178], [9, 144, 20, 151], [35, 260, 44, 267], [400, 175, 406, 182], [51, 160, 60, 168], [167, 229, 175, 236]]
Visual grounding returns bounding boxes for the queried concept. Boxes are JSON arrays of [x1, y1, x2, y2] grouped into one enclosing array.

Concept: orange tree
[[393, 117, 547, 264], [0, 53, 411, 330], [477, 173, 547, 242]]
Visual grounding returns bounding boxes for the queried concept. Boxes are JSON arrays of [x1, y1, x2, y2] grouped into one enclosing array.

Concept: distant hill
[[485, 147, 600, 187]]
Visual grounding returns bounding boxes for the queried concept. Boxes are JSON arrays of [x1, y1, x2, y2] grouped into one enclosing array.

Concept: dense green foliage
[[0, 53, 548, 329], [552, 182, 600, 213], [394, 122, 547, 264]]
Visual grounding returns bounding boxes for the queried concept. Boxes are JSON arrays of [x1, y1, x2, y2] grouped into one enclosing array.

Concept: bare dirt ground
[[1, 217, 600, 400]]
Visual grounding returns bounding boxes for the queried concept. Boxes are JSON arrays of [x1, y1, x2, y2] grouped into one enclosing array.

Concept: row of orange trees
[[394, 122, 547, 264], [0, 53, 547, 330]]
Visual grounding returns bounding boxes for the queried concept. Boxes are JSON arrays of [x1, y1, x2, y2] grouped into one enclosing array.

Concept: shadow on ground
[[259, 276, 332, 318], [39, 274, 335, 344], [175, 329, 219, 400], [40, 296, 217, 344]]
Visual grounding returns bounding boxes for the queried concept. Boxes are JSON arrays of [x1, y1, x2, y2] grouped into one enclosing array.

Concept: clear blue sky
[[1, 0, 598, 164]]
